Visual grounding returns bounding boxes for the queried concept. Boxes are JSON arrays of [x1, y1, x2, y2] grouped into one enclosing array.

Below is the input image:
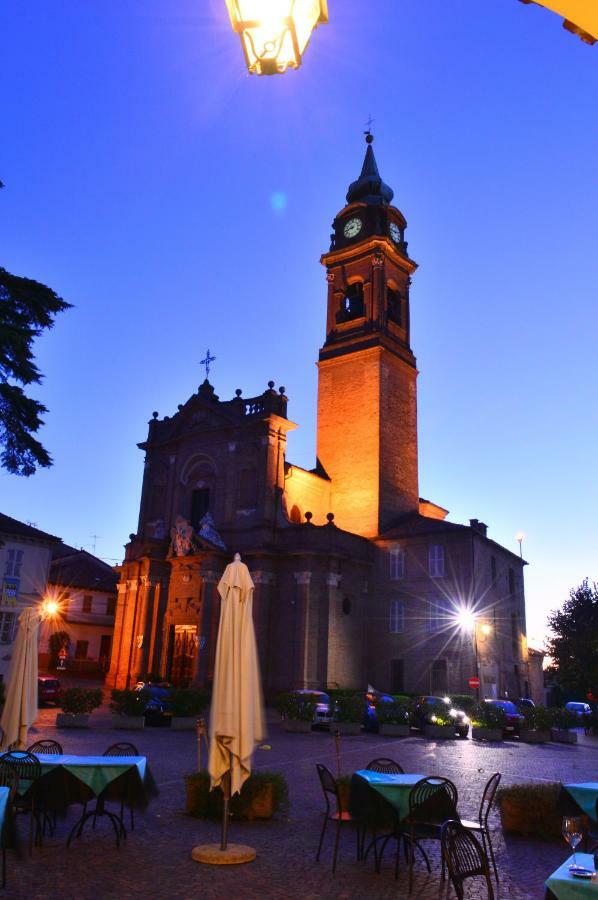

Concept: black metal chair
[[366, 758, 405, 775], [26, 740, 63, 756], [0, 767, 18, 888], [315, 764, 360, 873], [103, 743, 140, 834], [441, 819, 495, 899], [403, 776, 459, 893], [459, 772, 501, 883], [0, 751, 42, 854]]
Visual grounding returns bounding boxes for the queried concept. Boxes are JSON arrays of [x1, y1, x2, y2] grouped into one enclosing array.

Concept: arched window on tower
[[338, 283, 364, 322], [387, 287, 402, 326]]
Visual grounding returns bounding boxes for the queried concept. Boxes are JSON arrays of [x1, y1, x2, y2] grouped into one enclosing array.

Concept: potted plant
[[519, 705, 551, 744], [110, 688, 146, 729], [169, 688, 209, 730], [333, 694, 363, 735], [185, 770, 289, 820], [496, 782, 563, 839], [377, 699, 410, 737], [277, 692, 315, 733], [550, 707, 578, 744], [57, 687, 103, 728], [472, 701, 505, 742], [422, 704, 455, 739]]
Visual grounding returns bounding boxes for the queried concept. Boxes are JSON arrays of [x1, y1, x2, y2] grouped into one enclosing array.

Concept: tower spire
[[346, 129, 394, 206]]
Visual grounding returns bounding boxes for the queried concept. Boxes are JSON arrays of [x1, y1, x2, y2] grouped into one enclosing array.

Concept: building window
[[0, 612, 16, 644], [387, 287, 402, 325], [106, 596, 116, 616], [490, 556, 496, 585], [82, 595, 92, 613], [428, 545, 445, 578], [509, 567, 515, 594], [389, 548, 405, 580], [4, 549, 23, 577], [431, 659, 448, 693], [342, 597, 352, 616], [339, 283, 364, 321], [190, 488, 210, 530], [429, 598, 452, 633], [389, 600, 405, 633], [390, 659, 404, 693], [75, 640, 89, 660]]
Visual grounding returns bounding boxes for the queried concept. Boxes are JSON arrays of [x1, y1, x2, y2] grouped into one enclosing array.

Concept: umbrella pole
[[220, 768, 230, 851]]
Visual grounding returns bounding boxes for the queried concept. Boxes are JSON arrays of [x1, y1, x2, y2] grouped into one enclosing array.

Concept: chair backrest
[[441, 819, 494, 900], [0, 750, 41, 782], [103, 742, 139, 757], [366, 758, 405, 775], [478, 772, 501, 827], [27, 739, 63, 755], [316, 763, 340, 815], [409, 776, 458, 824], [0, 765, 19, 804]]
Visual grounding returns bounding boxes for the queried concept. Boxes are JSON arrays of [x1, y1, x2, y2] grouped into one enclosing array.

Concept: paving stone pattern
[[10, 707, 595, 899]]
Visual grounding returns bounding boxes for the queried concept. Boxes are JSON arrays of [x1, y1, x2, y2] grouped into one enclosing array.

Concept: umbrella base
[[192, 843, 256, 865]]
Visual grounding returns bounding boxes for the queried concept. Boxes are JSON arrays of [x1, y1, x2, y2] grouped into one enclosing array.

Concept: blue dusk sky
[[1, 1, 597, 648]]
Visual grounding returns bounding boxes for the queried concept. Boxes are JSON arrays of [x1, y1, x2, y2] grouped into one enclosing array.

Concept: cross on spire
[[200, 349, 216, 379], [364, 114, 375, 141]]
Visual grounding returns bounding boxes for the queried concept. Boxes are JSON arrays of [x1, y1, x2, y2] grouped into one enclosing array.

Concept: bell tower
[[316, 133, 419, 537]]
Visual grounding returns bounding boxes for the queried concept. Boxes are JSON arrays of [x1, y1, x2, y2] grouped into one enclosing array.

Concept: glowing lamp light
[[42, 598, 60, 618], [455, 608, 475, 633], [225, 0, 328, 75], [480, 623, 492, 637]]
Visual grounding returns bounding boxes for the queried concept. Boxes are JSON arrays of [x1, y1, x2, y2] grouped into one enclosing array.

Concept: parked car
[[484, 699, 525, 735], [412, 695, 470, 738], [135, 681, 174, 726], [517, 698, 535, 711], [285, 689, 334, 727], [363, 690, 396, 732], [38, 675, 62, 706], [565, 701, 592, 722]]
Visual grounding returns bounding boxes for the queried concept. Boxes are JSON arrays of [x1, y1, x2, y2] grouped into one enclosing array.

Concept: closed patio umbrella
[[193, 553, 265, 865], [0, 607, 41, 750]]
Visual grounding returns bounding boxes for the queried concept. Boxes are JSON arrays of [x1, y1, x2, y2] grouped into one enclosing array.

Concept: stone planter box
[[283, 719, 312, 733], [379, 723, 410, 737], [519, 729, 550, 744], [472, 726, 503, 742], [171, 716, 197, 731], [550, 728, 577, 744], [424, 724, 455, 740], [498, 793, 563, 839], [112, 714, 145, 730], [56, 713, 90, 729], [334, 722, 361, 736]]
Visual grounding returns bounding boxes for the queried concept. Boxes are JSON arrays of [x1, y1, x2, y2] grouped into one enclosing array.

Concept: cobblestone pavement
[[9, 707, 595, 900]]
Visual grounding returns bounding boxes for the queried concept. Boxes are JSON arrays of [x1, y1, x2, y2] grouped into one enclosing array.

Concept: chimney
[[469, 518, 488, 537]]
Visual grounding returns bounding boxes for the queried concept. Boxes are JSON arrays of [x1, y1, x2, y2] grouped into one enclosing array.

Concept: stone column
[[323, 572, 340, 687], [195, 571, 219, 686], [107, 581, 129, 688], [252, 570, 276, 689], [293, 571, 312, 689]]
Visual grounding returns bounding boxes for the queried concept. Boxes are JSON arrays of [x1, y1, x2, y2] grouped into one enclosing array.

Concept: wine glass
[[562, 816, 584, 868]]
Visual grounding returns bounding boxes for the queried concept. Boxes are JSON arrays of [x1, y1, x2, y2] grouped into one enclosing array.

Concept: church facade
[[108, 137, 530, 701]]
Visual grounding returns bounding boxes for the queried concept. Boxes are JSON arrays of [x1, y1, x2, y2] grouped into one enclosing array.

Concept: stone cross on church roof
[[200, 349, 216, 379]]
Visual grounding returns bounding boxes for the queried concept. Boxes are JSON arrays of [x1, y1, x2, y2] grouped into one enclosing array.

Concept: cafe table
[[562, 784, 598, 823], [26, 754, 158, 848], [545, 853, 598, 898], [352, 770, 427, 822]]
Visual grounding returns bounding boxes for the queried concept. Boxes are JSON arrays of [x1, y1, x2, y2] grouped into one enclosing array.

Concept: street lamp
[[516, 532, 525, 559], [454, 608, 492, 699], [225, 0, 328, 75], [41, 597, 60, 619]]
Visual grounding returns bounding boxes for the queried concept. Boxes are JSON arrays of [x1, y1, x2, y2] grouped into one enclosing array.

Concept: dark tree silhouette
[[547, 579, 598, 696]]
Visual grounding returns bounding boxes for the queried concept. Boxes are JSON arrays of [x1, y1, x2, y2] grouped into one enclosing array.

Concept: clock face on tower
[[343, 217, 362, 240], [389, 222, 401, 244]]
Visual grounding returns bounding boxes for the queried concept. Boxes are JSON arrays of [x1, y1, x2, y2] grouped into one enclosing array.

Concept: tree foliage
[[547, 580, 598, 695], [0, 265, 71, 475]]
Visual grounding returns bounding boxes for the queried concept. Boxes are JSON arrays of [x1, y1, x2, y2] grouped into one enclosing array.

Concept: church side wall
[[283, 466, 331, 525]]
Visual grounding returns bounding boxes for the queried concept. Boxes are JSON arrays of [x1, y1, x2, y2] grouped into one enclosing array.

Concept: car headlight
[[462, 716, 470, 725], [430, 714, 438, 723], [449, 708, 458, 717]]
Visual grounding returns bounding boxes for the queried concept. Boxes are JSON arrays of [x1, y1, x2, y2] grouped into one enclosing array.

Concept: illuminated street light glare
[[516, 531, 525, 543], [454, 607, 475, 633], [480, 623, 492, 637], [225, 0, 328, 75], [42, 598, 60, 618]]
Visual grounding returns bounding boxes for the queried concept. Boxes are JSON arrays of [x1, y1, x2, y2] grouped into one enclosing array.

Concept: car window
[[492, 701, 518, 714]]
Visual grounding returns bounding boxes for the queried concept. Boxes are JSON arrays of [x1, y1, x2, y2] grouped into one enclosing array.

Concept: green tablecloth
[[37, 755, 146, 796], [545, 853, 598, 898], [353, 771, 426, 821], [564, 784, 598, 823]]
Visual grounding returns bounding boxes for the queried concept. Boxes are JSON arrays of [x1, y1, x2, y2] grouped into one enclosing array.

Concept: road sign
[[468, 677, 480, 689]]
